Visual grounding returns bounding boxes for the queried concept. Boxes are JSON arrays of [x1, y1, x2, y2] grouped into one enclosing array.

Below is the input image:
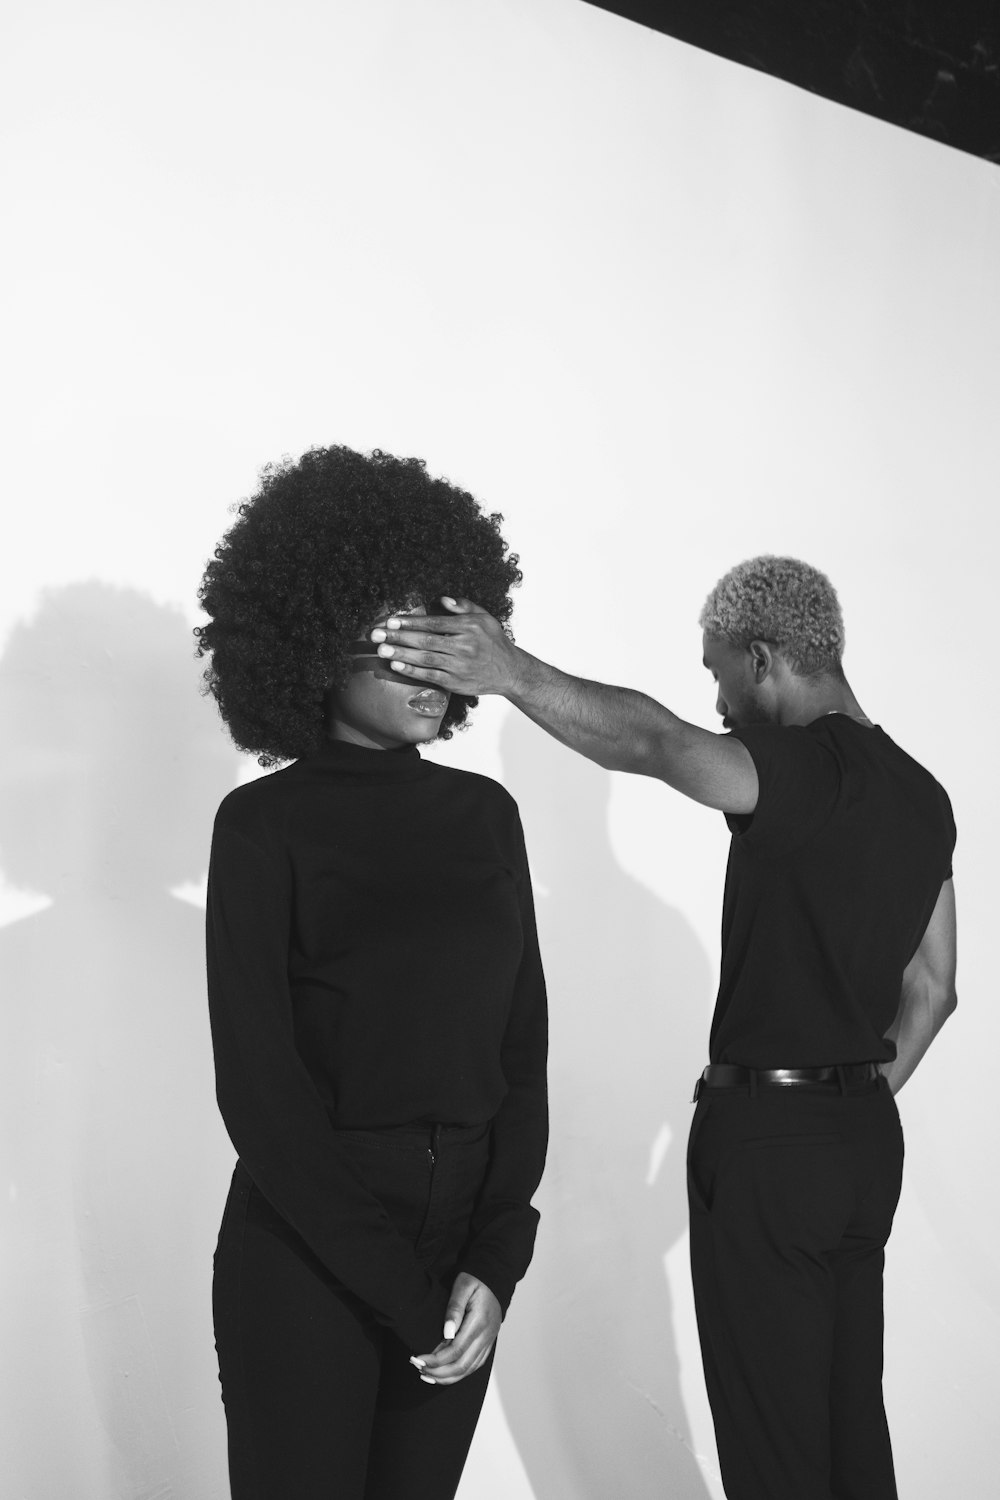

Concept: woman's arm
[[207, 801, 449, 1353], [416, 799, 548, 1383], [461, 806, 548, 1304]]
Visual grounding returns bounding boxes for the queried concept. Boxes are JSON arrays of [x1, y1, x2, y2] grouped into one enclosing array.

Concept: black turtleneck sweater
[[206, 737, 548, 1353]]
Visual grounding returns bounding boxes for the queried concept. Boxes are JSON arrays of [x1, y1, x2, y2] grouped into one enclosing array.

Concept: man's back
[[713, 714, 956, 1067]]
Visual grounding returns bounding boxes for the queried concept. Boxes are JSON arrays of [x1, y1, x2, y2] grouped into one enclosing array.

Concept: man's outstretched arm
[[881, 879, 958, 1095], [371, 599, 757, 814]]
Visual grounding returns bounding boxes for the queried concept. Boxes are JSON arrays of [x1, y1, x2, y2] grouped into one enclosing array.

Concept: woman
[[196, 446, 548, 1500]]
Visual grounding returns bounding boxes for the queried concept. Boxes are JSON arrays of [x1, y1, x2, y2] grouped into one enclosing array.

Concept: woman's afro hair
[[196, 445, 521, 765], [699, 555, 845, 676]]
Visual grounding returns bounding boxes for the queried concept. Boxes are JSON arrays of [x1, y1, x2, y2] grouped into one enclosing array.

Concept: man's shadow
[[0, 584, 239, 1499], [493, 713, 714, 1499]]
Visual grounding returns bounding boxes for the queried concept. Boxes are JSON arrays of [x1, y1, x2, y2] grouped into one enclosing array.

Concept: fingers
[[372, 641, 464, 686], [409, 1275, 501, 1385], [367, 625, 468, 684], [368, 619, 488, 687], [371, 619, 469, 644], [440, 597, 486, 615], [443, 1272, 477, 1341], [371, 630, 459, 655], [388, 660, 451, 684], [370, 603, 493, 644], [409, 1337, 451, 1366], [411, 1325, 496, 1385], [366, 602, 512, 697]]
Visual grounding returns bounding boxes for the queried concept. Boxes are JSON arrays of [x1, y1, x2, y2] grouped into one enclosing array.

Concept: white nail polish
[[386, 617, 401, 629], [370, 629, 386, 642], [443, 1320, 457, 1340], [409, 1357, 425, 1368], [420, 1375, 437, 1385]]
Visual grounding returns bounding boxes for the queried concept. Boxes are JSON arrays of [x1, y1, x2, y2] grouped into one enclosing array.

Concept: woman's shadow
[[493, 713, 714, 1499], [0, 583, 239, 1499]]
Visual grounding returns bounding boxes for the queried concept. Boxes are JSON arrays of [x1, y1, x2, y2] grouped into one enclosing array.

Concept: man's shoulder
[[724, 722, 839, 846], [854, 726, 951, 803], [865, 729, 955, 843], [729, 720, 836, 775], [868, 724, 937, 773], [734, 720, 827, 750]]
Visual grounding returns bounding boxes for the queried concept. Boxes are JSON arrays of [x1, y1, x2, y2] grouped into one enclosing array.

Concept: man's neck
[[777, 677, 870, 728]]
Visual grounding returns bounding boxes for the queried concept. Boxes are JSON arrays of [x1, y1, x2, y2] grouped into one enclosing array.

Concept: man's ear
[[748, 639, 775, 682]]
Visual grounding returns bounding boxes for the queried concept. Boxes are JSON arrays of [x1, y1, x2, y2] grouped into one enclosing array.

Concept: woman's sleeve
[[206, 799, 448, 1352], [459, 803, 549, 1314]]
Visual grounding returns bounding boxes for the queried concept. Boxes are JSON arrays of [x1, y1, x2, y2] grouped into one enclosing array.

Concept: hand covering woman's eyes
[[347, 601, 448, 663]]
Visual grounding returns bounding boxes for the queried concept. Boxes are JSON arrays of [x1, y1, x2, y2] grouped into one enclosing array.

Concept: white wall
[[2, 1, 997, 1495]]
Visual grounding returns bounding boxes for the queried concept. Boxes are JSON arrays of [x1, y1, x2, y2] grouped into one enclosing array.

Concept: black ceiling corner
[[581, 1, 1000, 164]]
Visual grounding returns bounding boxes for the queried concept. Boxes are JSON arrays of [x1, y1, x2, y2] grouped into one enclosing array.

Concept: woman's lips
[[407, 688, 449, 717]]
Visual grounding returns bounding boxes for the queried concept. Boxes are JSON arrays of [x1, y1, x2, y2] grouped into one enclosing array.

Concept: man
[[369, 554, 957, 1500]]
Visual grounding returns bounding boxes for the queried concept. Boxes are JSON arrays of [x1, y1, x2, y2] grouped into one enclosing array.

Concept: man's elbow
[[934, 986, 958, 1028], [600, 728, 667, 778]]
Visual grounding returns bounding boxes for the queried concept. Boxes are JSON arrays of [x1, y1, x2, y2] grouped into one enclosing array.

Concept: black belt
[[693, 1062, 880, 1101]]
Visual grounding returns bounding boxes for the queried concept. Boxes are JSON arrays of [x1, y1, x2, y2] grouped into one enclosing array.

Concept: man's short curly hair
[[699, 555, 845, 677], [196, 445, 521, 765]]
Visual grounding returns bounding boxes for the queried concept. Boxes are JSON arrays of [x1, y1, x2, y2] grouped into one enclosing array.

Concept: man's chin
[[727, 704, 775, 731]]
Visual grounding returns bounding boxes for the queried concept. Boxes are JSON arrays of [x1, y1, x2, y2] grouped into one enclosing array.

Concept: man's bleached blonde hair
[[699, 555, 845, 677]]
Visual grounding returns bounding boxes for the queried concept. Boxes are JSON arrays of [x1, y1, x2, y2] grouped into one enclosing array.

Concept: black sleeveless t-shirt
[[711, 715, 955, 1068]]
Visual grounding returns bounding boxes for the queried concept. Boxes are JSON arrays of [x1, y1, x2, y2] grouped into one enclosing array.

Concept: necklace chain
[[826, 710, 874, 726]]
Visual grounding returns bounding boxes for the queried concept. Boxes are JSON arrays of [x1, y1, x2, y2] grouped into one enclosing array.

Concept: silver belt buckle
[[769, 1068, 802, 1087]]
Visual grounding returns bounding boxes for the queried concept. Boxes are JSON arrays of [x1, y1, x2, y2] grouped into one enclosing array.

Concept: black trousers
[[213, 1123, 495, 1500], [687, 1075, 904, 1500]]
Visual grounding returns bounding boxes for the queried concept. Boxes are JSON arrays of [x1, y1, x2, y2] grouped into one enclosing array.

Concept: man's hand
[[409, 1272, 501, 1386], [370, 598, 521, 697]]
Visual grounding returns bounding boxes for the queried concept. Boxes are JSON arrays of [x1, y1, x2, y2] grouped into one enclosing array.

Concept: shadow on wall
[[0, 584, 239, 1500], [493, 713, 715, 1500]]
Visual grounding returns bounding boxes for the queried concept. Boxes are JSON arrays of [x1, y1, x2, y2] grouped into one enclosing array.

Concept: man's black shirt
[[711, 714, 955, 1067]]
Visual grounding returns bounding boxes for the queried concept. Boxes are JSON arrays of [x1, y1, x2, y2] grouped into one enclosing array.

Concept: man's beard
[[724, 690, 775, 730]]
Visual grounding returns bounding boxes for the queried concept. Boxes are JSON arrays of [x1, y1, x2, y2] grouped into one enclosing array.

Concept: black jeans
[[687, 1075, 904, 1500], [214, 1122, 494, 1500]]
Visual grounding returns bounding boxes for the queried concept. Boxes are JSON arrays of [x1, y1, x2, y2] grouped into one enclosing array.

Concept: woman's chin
[[403, 714, 445, 742]]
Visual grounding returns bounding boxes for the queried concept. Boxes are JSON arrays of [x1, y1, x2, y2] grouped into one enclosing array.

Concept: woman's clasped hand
[[410, 1274, 502, 1386]]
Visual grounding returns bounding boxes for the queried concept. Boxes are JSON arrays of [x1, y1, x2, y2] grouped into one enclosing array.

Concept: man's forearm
[[881, 980, 957, 1094], [506, 650, 755, 809], [507, 649, 688, 779]]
